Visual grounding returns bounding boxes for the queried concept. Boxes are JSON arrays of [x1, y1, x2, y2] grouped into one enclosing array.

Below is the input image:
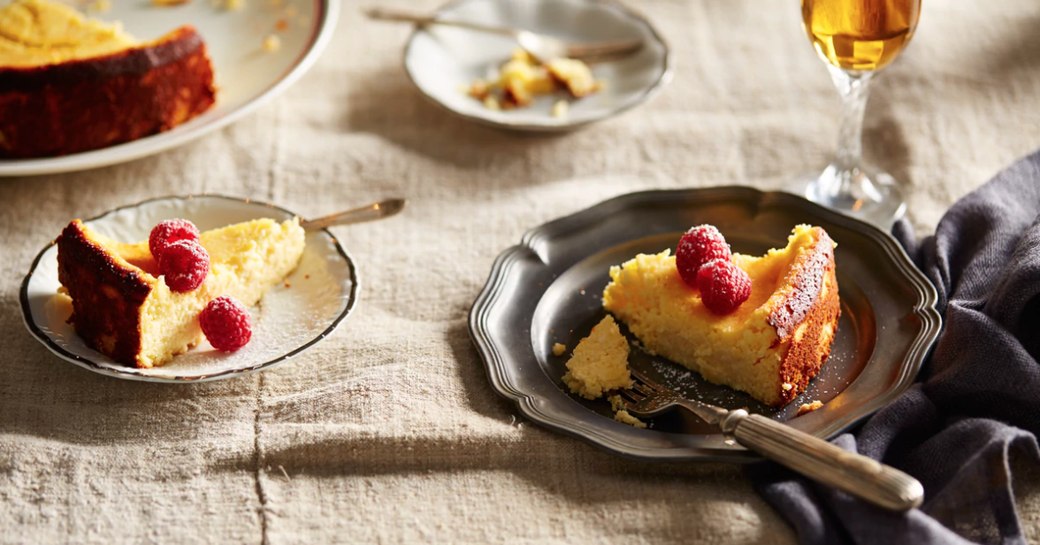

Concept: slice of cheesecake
[[603, 225, 840, 407], [562, 315, 632, 399], [0, 0, 216, 158], [57, 218, 306, 368]]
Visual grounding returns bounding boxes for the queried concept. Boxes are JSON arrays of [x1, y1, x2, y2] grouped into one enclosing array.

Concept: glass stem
[[829, 66, 873, 173]]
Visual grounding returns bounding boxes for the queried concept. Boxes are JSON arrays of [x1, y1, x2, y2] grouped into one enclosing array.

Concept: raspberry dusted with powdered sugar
[[159, 239, 209, 292], [149, 219, 200, 261], [696, 258, 752, 315], [675, 225, 732, 288], [199, 296, 252, 352]]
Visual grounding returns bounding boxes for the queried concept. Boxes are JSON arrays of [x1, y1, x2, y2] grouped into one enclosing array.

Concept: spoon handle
[[300, 199, 406, 230], [364, 7, 517, 37]]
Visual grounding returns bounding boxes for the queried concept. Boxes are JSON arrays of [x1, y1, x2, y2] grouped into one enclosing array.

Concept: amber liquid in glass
[[802, 0, 921, 71]]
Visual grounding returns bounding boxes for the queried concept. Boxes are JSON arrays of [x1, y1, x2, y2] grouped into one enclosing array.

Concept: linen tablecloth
[[3, 1, 1040, 543]]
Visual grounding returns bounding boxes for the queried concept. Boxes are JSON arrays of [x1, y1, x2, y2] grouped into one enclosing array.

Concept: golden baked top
[[0, 0, 137, 68]]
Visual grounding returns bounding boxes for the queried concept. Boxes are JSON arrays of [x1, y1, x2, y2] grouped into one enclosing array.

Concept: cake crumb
[[797, 400, 824, 416], [781, 382, 793, 391], [613, 409, 647, 429], [468, 79, 491, 100], [275, 18, 289, 31], [482, 96, 501, 111], [224, 0, 244, 10], [562, 315, 632, 399], [304, 274, 310, 280], [469, 48, 602, 112], [551, 100, 569, 119], [262, 34, 281, 53], [552, 342, 567, 357], [546, 58, 600, 98], [608, 395, 647, 429], [87, 0, 111, 12], [283, 281, 291, 288]]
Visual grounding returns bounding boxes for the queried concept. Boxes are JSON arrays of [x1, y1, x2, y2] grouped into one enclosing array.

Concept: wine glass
[[795, 0, 922, 228]]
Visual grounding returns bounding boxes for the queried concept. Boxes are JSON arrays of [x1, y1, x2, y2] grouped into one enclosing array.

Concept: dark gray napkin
[[750, 150, 1040, 545]]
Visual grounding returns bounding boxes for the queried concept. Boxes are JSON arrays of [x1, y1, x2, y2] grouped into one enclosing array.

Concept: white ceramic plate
[[20, 195, 358, 382], [404, 0, 672, 131], [0, 0, 338, 177]]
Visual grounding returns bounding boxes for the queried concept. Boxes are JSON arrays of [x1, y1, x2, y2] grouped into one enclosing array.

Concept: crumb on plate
[[551, 100, 569, 119], [608, 395, 646, 429], [262, 34, 281, 53], [797, 400, 824, 416], [464, 48, 602, 112]]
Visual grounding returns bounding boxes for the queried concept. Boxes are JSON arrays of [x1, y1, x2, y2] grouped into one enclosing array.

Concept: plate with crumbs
[[402, 0, 672, 131], [20, 194, 358, 382], [469, 187, 941, 461]]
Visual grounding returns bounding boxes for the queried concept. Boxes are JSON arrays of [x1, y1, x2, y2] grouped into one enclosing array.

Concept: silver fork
[[621, 368, 924, 511], [365, 7, 644, 63]]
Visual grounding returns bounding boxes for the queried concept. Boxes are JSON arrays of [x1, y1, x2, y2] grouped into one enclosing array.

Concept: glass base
[[792, 163, 906, 230]]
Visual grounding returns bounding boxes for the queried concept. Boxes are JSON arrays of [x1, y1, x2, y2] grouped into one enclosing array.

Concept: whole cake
[[0, 0, 216, 158], [57, 218, 305, 368], [603, 225, 840, 407]]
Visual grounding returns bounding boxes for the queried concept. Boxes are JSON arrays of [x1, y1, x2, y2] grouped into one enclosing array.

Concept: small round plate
[[20, 195, 358, 382], [404, 0, 672, 131], [469, 187, 941, 461], [0, 0, 338, 177]]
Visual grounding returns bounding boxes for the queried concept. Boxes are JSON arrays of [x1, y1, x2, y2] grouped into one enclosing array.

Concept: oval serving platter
[[20, 194, 358, 382], [469, 186, 941, 462]]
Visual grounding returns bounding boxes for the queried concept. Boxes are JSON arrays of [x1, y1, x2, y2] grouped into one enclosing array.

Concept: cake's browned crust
[[770, 227, 840, 406], [0, 26, 215, 158], [56, 220, 152, 366]]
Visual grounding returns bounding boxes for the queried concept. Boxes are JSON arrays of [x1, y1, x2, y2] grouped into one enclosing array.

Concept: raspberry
[[676, 225, 732, 288], [149, 219, 200, 261], [159, 239, 210, 292], [696, 258, 752, 315], [199, 296, 252, 352]]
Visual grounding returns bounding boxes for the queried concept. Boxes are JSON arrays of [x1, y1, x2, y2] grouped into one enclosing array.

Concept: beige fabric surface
[[3, 1, 1040, 543]]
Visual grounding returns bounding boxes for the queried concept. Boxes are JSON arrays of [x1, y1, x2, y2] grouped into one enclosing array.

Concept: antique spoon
[[300, 198, 406, 230]]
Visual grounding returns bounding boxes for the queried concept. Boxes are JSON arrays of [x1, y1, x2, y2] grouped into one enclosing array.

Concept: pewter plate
[[20, 195, 358, 382], [469, 187, 941, 461]]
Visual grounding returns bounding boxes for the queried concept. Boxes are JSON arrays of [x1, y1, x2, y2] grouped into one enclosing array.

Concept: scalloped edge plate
[[469, 187, 941, 461]]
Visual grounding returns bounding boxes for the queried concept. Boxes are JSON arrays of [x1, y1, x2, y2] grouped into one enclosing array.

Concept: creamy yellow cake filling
[[0, 0, 137, 68], [603, 225, 821, 404], [562, 315, 632, 399], [85, 218, 306, 367]]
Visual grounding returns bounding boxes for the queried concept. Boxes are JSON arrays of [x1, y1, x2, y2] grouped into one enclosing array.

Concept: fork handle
[[721, 411, 924, 511], [364, 7, 517, 37]]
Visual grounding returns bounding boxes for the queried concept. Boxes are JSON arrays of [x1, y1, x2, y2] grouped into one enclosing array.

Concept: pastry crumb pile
[[466, 49, 602, 117]]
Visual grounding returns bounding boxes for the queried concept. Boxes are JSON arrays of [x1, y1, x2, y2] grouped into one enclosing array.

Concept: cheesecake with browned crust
[[57, 218, 305, 368], [603, 225, 840, 407], [0, 0, 215, 158]]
